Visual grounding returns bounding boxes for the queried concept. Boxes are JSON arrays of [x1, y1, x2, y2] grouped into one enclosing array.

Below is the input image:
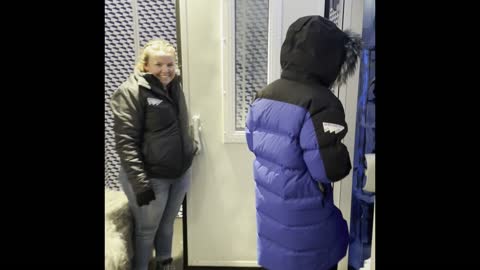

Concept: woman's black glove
[[136, 188, 156, 206]]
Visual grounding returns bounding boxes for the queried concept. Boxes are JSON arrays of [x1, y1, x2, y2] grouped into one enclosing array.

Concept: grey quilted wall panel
[[137, 0, 177, 48], [234, 0, 269, 131], [105, 0, 136, 191], [105, 0, 177, 190]]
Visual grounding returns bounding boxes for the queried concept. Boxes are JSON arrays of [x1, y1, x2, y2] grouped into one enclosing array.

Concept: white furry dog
[[105, 189, 133, 270]]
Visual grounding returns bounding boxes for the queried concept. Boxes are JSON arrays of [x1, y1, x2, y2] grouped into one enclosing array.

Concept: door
[[178, 0, 363, 268], [179, 0, 258, 266]]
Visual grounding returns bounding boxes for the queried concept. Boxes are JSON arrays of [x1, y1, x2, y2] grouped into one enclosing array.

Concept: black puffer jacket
[[111, 69, 196, 196]]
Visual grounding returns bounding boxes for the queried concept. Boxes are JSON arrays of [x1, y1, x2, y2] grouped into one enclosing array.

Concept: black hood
[[280, 15, 361, 87]]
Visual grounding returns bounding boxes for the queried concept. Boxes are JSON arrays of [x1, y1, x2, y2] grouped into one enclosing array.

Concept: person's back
[[245, 16, 361, 270]]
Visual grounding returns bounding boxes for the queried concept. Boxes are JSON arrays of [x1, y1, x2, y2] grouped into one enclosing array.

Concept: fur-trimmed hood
[[280, 15, 362, 88]]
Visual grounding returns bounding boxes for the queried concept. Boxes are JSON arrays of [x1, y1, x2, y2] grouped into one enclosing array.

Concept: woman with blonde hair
[[111, 39, 197, 270]]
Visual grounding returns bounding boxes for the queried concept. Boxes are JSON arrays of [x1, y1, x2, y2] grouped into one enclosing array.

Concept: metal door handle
[[192, 115, 201, 154]]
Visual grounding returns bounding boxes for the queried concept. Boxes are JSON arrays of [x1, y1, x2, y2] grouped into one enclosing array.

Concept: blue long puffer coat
[[246, 16, 356, 270]]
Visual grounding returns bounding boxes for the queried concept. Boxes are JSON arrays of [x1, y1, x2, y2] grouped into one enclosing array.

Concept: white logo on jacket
[[147, 97, 163, 106], [323, 122, 345, 134]]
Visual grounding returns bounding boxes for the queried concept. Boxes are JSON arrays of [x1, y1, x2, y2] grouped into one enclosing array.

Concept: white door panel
[[179, 0, 257, 266]]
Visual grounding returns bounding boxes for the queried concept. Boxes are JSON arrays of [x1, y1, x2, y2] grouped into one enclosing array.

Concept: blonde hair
[[135, 39, 180, 75]]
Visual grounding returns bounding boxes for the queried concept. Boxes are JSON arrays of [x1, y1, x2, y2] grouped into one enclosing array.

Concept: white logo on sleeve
[[323, 122, 345, 134], [147, 97, 163, 106]]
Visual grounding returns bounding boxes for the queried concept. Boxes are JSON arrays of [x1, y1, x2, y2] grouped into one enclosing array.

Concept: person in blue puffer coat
[[245, 16, 362, 270]]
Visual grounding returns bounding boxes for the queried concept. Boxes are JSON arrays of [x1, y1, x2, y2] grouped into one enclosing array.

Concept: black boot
[[155, 258, 175, 270]]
